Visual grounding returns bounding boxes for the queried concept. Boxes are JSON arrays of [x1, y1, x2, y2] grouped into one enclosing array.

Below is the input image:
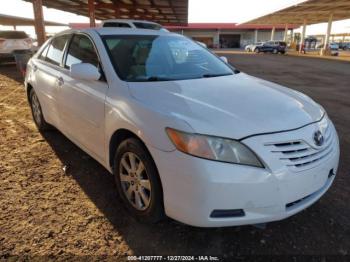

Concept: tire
[[113, 138, 164, 223], [29, 88, 51, 131], [254, 48, 260, 53], [272, 49, 278, 54], [280, 51, 286, 55]]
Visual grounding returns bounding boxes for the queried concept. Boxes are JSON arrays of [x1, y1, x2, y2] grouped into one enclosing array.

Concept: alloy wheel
[[31, 92, 42, 125], [119, 152, 152, 211]]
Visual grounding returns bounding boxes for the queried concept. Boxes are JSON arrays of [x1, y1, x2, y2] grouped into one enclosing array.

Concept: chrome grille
[[265, 124, 334, 171]]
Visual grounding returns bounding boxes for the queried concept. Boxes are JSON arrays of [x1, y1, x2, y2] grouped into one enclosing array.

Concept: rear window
[[133, 22, 162, 30], [0, 31, 28, 39], [103, 22, 131, 28]]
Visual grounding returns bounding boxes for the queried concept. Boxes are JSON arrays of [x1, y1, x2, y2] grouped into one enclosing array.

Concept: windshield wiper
[[131, 76, 174, 82], [201, 73, 233, 78], [146, 76, 173, 81]]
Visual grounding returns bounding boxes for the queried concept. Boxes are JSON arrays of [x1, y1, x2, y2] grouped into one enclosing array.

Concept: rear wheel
[[254, 48, 260, 53], [29, 88, 51, 131], [272, 49, 278, 54], [113, 138, 164, 223]]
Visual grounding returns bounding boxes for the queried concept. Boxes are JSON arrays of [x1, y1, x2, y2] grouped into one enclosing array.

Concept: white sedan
[[25, 28, 340, 227], [0, 30, 33, 63], [245, 42, 264, 52]]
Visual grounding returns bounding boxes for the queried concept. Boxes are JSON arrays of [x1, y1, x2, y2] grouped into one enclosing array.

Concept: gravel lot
[[0, 54, 349, 260]]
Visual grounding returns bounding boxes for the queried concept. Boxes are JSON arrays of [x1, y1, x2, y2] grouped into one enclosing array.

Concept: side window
[[133, 22, 161, 30], [103, 22, 131, 28], [38, 43, 50, 60], [45, 35, 69, 66], [65, 34, 99, 69]]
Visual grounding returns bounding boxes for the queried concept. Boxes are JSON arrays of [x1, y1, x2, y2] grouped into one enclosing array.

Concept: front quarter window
[[65, 34, 99, 69], [102, 34, 235, 82]]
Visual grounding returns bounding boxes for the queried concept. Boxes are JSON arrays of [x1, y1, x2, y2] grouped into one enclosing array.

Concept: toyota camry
[[25, 28, 340, 227]]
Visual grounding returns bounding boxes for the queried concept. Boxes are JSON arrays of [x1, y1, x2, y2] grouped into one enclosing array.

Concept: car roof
[[95, 27, 174, 36], [102, 19, 160, 25], [55, 28, 177, 37]]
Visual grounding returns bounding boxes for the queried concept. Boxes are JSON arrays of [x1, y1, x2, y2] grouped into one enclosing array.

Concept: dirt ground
[[0, 54, 349, 260]]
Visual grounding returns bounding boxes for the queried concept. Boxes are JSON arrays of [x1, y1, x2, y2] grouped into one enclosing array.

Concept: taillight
[[24, 38, 32, 45], [0, 38, 5, 47]]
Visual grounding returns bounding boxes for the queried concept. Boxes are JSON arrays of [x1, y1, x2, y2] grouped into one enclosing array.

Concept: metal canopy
[[242, 0, 350, 25], [23, 0, 188, 25], [0, 13, 67, 26]]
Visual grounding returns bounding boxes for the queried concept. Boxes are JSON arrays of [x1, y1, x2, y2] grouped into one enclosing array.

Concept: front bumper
[[148, 121, 340, 227]]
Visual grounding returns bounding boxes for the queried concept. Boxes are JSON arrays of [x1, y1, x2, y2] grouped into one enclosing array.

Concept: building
[[165, 23, 297, 48]]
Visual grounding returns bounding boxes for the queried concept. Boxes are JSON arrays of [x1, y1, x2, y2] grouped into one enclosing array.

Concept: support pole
[[284, 24, 288, 42], [13, 25, 17, 30], [254, 29, 258, 43], [271, 26, 275, 41], [114, 8, 120, 18], [299, 19, 307, 53], [88, 0, 96, 28], [32, 0, 46, 46], [322, 13, 333, 56], [216, 29, 220, 49]]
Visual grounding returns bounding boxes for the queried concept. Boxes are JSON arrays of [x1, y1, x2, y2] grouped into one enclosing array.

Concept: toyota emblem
[[313, 130, 324, 146]]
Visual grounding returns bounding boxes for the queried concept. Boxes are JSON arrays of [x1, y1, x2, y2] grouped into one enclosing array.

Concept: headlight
[[166, 128, 264, 168]]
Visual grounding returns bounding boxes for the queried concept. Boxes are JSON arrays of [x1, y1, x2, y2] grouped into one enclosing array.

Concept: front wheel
[[113, 138, 164, 223], [254, 48, 260, 53], [272, 49, 278, 54]]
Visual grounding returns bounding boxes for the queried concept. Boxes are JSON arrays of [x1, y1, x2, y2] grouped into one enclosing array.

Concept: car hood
[[128, 73, 324, 139]]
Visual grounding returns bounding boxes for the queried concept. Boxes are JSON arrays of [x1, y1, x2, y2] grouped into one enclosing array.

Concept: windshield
[[102, 34, 235, 82]]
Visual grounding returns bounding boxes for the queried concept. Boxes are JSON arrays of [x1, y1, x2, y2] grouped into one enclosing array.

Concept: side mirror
[[220, 56, 228, 63], [70, 63, 101, 81]]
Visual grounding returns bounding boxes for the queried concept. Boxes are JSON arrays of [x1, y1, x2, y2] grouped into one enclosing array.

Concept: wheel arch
[[109, 128, 152, 171], [26, 82, 33, 101]]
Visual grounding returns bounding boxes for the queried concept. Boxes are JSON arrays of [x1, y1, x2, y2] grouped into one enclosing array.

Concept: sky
[[0, 0, 349, 38]]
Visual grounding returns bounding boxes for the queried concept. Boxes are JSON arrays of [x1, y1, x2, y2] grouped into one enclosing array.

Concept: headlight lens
[[166, 128, 264, 168]]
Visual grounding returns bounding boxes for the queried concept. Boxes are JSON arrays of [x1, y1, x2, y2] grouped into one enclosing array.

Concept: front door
[[58, 34, 108, 162]]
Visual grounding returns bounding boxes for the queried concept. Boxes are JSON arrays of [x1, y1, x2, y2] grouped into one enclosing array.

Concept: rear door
[[263, 41, 274, 52], [58, 33, 108, 161], [31, 34, 70, 127]]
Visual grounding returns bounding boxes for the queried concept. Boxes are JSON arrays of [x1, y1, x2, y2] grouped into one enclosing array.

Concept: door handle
[[32, 64, 38, 72], [57, 76, 64, 87]]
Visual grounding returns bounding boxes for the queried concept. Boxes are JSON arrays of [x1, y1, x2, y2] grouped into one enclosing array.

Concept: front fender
[[104, 96, 194, 169]]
